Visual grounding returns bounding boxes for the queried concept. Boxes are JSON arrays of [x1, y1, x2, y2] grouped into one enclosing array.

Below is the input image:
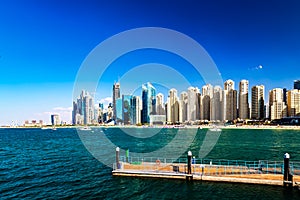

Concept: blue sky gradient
[[0, 0, 299, 125]]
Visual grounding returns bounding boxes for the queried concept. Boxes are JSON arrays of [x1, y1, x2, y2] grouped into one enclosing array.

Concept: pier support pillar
[[186, 151, 193, 181], [116, 147, 120, 169], [126, 149, 129, 163], [283, 153, 293, 187]]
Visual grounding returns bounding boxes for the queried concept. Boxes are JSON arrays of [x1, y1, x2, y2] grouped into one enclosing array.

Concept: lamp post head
[[188, 151, 192, 156], [284, 153, 290, 159]]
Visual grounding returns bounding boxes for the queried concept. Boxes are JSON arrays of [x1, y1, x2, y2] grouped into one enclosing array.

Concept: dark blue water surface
[[1, 128, 300, 199]]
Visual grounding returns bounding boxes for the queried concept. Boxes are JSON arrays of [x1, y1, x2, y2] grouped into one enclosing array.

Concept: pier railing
[[113, 156, 300, 176]]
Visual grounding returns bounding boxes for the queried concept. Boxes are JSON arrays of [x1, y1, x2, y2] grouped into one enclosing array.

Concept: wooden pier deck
[[112, 162, 300, 186]]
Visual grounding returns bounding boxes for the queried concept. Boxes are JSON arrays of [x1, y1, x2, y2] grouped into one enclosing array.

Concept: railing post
[[116, 147, 120, 169], [126, 149, 129, 163], [186, 151, 193, 181], [283, 153, 293, 187]]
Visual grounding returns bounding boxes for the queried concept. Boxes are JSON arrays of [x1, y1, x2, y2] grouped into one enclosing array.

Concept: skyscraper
[[211, 86, 223, 121], [156, 93, 165, 115], [141, 82, 156, 124], [269, 88, 287, 120], [238, 80, 249, 119], [167, 88, 179, 124], [251, 85, 265, 120], [224, 80, 237, 121], [294, 80, 300, 90], [72, 90, 95, 125], [201, 84, 213, 121], [83, 91, 94, 124], [131, 96, 142, 125], [113, 82, 120, 120], [179, 91, 188, 123], [287, 89, 300, 117], [122, 95, 132, 125], [116, 98, 123, 122], [51, 114, 60, 126], [187, 86, 199, 122]]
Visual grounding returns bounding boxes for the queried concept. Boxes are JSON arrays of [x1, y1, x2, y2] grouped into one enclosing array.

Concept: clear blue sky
[[0, 0, 299, 125]]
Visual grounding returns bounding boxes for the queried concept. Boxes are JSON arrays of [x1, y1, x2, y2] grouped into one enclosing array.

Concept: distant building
[[294, 80, 300, 90], [72, 90, 96, 125], [113, 82, 121, 120], [149, 115, 166, 125], [201, 84, 213, 121], [107, 103, 113, 122], [239, 80, 249, 119], [211, 86, 223, 121], [116, 98, 122, 122], [166, 88, 179, 124], [131, 96, 142, 125], [24, 120, 43, 127], [122, 95, 132, 125], [251, 85, 265, 120], [51, 114, 60, 126], [156, 93, 165, 115], [179, 91, 188, 123], [186, 86, 199, 122], [287, 89, 300, 117], [224, 80, 237, 121], [269, 88, 287, 120]]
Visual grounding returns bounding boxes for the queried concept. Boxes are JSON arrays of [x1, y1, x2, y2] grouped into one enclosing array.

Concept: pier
[[112, 149, 300, 187]]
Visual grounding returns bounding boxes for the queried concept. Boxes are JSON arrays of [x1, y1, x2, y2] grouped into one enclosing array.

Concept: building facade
[[269, 88, 287, 120], [224, 80, 237, 121], [113, 82, 120, 120], [141, 82, 156, 124], [238, 80, 249, 119], [251, 85, 265, 120], [287, 89, 300, 117]]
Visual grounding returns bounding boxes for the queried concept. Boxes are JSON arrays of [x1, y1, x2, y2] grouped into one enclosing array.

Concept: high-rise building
[[238, 80, 249, 119], [211, 86, 223, 121], [107, 103, 113, 122], [294, 80, 300, 90], [113, 82, 120, 120], [141, 82, 156, 124], [187, 86, 199, 122], [51, 114, 60, 126], [97, 103, 104, 124], [179, 92, 188, 123], [283, 88, 287, 106], [269, 88, 287, 120], [201, 84, 213, 121], [195, 87, 201, 120], [287, 89, 300, 117], [72, 90, 96, 125], [116, 98, 123, 122], [72, 101, 78, 125], [156, 93, 165, 115], [83, 91, 94, 124], [122, 95, 132, 125], [251, 85, 265, 120], [166, 88, 179, 124], [131, 96, 142, 125], [224, 80, 237, 121]]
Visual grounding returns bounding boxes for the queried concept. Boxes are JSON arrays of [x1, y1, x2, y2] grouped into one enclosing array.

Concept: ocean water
[[1, 127, 300, 199]]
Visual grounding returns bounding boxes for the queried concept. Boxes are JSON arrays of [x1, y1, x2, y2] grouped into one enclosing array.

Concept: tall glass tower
[[141, 82, 156, 124]]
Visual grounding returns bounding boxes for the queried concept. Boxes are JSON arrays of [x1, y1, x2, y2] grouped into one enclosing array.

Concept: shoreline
[[1, 125, 300, 130]]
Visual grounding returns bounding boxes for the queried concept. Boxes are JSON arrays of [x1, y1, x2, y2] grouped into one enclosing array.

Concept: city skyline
[[72, 78, 300, 126], [1, 0, 300, 125]]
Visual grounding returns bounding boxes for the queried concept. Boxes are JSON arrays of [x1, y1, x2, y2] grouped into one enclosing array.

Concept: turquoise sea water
[[1, 128, 300, 199]]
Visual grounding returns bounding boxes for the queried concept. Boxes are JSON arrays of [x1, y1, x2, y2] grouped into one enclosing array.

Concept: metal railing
[[113, 156, 300, 176]]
